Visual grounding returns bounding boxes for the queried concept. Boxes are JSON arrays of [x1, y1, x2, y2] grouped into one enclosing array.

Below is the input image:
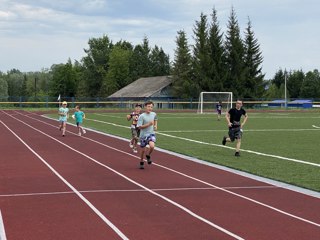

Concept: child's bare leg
[[139, 147, 145, 169], [62, 122, 66, 136]]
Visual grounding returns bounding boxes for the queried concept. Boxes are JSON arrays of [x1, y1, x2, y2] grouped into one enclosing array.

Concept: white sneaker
[[129, 143, 133, 148], [78, 132, 81, 136], [82, 129, 86, 134], [133, 148, 138, 153]]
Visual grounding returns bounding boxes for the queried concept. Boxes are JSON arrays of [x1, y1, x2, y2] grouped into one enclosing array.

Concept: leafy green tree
[[149, 45, 170, 76], [0, 75, 9, 101], [192, 12, 211, 92], [300, 70, 320, 98], [81, 35, 113, 97], [49, 59, 77, 98], [208, 7, 227, 92], [224, 7, 246, 97], [6, 69, 25, 100], [243, 18, 265, 98], [172, 30, 197, 98], [101, 45, 132, 96]]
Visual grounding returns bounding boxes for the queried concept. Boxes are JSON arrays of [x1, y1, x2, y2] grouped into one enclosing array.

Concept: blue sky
[[0, 0, 319, 79]]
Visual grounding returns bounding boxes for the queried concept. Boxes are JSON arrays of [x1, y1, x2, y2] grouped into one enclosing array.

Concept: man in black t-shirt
[[222, 100, 248, 157]]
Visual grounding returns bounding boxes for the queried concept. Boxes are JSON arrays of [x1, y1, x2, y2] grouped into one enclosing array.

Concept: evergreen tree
[[150, 45, 171, 76], [208, 7, 227, 92], [172, 30, 196, 98], [129, 36, 152, 81], [243, 17, 265, 98], [287, 70, 304, 98], [300, 69, 320, 98], [224, 7, 246, 97], [192, 12, 211, 92]]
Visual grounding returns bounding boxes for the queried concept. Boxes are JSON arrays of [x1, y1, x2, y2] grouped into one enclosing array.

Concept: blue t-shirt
[[59, 107, 69, 122], [137, 112, 157, 138], [74, 111, 85, 123]]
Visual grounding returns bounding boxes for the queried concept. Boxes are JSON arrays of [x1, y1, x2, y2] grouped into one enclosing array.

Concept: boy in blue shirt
[[73, 105, 86, 136], [137, 101, 158, 169]]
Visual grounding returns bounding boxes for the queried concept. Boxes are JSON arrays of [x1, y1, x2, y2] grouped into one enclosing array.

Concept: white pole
[[284, 73, 287, 108]]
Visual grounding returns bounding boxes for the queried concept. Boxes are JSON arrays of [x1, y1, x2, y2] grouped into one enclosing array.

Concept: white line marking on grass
[[312, 125, 320, 129], [0, 119, 129, 240], [4, 112, 245, 240], [159, 128, 320, 133], [0, 210, 7, 240], [85, 118, 320, 167], [16, 112, 320, 228]]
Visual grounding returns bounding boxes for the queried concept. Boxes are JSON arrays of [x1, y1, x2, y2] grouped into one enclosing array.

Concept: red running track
[[0, 110, 319, 240]]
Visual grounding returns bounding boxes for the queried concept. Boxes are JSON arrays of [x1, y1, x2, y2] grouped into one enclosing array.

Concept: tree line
[[0, 6, 319, 102]]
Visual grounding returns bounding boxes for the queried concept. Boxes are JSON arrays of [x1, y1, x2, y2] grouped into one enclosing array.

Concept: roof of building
[[108, 76, 172, 98]]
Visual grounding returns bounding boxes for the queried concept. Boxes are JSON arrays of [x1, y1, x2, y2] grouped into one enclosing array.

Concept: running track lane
[[1, 110, 320, 239]]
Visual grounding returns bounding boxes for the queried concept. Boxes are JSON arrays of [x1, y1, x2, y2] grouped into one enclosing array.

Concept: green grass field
[[47, 110, 320, 192]]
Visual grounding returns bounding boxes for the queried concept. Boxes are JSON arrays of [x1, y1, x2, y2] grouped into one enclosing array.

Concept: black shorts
[[228, 127, 242, 141]]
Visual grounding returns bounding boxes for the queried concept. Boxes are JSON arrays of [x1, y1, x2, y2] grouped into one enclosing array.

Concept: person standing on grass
[[216, 101, 222, 121], [222, 100, 248, 157], [58, 101, 69, 137], [127, 104, 142, 153], [73, 105, 86, 136], [137, 101, 158, 169]]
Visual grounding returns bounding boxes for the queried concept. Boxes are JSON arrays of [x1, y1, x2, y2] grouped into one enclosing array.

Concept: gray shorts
[[131, 128, 140, 138], [228, 127, 242, 141]]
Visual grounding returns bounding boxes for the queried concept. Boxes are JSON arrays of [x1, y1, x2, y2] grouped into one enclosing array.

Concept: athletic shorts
[[140, 134, 156, 148], [228, 127, 242, 142]]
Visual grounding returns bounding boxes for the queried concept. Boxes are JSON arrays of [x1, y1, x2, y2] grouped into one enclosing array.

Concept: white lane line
[[3, 112, 245, 239], [0, 186, 279, 198], [86, 117, 320, 168], [0, 210, 7, 240], [0, 119, 129, 240], [16, 112, 320, 228], [312, 125, 320, 129]]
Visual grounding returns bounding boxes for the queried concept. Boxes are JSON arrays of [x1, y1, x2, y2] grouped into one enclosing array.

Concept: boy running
[[137, 101, 158, 169], [216, 101, 222, 121], [127, 104, 142, 153], [73, 105, 86, 136], [58, 101, 69, 137]]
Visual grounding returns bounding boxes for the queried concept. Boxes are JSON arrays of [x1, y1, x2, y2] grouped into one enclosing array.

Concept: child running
[[73, 105, 86, 136], [126, 104, 142, 153], [58, 101, 69, 137], [137, 101, 158, 169]]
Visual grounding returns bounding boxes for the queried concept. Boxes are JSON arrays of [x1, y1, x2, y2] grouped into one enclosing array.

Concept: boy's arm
[[153, 120, 158, 131], [225, 112, 232, 127], [241, 114, 248, 128], [126, 114, 132, 121]]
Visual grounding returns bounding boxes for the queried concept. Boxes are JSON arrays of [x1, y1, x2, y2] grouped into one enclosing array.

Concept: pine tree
[[224, 7, 246, 98], [208, 7, 227, 92], [172, 30, 196, 98], [243, 17, 265, 98], [150, 45, 170, 76], [192, 12, 211, 92]]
